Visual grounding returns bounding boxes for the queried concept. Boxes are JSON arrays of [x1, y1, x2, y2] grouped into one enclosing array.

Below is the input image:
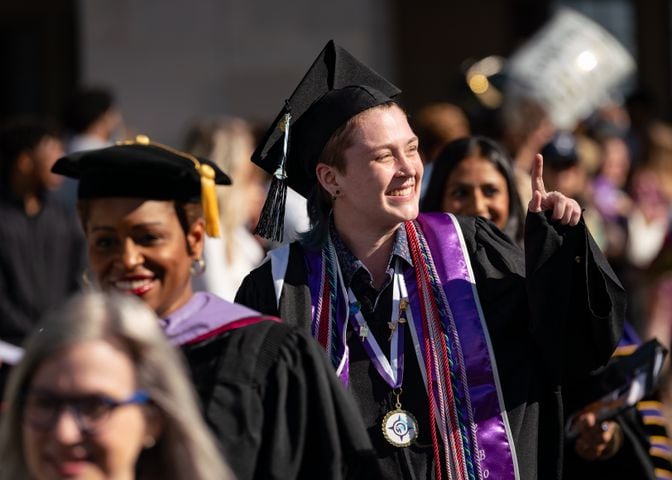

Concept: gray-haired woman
[[0, 291, 232, 480]]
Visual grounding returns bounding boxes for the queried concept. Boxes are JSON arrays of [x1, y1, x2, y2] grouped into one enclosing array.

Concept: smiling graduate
[[235, 40, 626, 480]]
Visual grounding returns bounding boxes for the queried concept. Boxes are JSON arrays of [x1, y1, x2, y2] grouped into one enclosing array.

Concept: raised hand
[[528, 153, 582, 226]]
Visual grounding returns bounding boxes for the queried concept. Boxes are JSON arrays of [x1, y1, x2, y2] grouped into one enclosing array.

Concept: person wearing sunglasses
[[0, 291, 231, 480]]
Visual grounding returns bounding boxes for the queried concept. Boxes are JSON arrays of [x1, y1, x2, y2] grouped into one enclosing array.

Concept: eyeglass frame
[[21, 388, 151, 434]]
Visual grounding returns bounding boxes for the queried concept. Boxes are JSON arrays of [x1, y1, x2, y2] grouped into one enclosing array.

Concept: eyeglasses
[[22, 389, 151, 434]]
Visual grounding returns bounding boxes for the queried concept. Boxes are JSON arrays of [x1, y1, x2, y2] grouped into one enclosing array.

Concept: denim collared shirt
[[329, 219, 413, 314]]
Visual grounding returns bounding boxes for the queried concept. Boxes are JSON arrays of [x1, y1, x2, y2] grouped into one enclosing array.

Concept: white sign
[[506, 8, 636, 129], [0, 339, 23, 365]]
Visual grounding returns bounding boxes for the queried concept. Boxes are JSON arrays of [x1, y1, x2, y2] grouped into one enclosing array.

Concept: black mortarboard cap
[[52, 135, 231, 237], [252, 40, 401, 240]]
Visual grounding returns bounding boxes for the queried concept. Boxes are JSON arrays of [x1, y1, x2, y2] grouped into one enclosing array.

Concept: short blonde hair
[[302, 101, 398, 247], [0, 291, 231, 480]]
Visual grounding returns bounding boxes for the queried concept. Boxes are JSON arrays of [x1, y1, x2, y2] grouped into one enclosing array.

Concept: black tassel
[[254, 111, 291, 242], [254, 171, 288, 242]]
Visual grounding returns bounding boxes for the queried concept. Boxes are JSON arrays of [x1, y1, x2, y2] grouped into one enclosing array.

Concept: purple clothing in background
[[592, 176, 625, 221]]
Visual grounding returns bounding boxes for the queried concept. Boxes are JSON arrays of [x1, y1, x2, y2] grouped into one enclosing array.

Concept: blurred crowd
[[0, 23, 671, 480]]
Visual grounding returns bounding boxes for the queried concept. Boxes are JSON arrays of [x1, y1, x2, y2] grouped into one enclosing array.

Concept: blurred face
[[84, 198, 204, 318], [543, 165, 586, 199], [601, 137, 630, 187], [441, 156, 509, 230], [327, 105, 423, 235], [631, 169, 669, 221], [23, 340, 157, 480], [32, 136, 65, 190]]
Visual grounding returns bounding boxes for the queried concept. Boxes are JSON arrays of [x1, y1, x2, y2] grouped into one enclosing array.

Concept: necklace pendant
[[387, 321, 397, 341], [359, 324, 369, 340], [382, 408, 419, 447], [399, 298, 409, 323]]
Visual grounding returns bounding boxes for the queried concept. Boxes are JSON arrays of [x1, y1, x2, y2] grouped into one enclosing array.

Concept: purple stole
[[304, 213, 519, 480]]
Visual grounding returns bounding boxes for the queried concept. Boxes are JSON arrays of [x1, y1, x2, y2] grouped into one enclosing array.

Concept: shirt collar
[[329, 217, 413, 288]]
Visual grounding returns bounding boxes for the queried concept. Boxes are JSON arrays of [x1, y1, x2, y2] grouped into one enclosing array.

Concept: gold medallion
[[381, 408, 419, 447]]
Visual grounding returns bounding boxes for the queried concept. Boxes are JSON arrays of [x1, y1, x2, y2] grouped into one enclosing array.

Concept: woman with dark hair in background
[[422, 132, 669, 479], [420, 135, 525, 244]]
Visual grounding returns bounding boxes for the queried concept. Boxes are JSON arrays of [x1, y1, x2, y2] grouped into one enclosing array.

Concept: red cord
[[408, 222, 443, 480]]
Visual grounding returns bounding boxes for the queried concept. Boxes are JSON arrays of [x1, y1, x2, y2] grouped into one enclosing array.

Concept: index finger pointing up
[[530, 153, 547, 197]]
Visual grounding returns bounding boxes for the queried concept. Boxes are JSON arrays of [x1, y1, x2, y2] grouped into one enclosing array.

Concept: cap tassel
[[199, 163, 221, 237], [255, 111, 291, 242]]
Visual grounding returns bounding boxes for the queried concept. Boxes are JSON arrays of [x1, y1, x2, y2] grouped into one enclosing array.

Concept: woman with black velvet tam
[[235, 40, 626, 480], [51, 136, 375, 480]]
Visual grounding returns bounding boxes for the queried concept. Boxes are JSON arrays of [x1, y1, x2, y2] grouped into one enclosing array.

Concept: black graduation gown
[[0, 192, 86, 396], [180, 318, 378, 480], [0, 193, 86, 343], [235, 212, 626, 480]]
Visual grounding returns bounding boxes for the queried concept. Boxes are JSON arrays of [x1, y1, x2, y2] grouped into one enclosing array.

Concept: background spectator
[[63, 87, 123, 154], [184, 116, 266, 300], [411, 102, 470, 198], [0, 118, 85, 348], [421, 135, 525, 244]]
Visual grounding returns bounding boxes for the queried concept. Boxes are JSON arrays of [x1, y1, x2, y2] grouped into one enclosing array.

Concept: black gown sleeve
[[190, 321, 377, 480], [257, 325, 379, 479], [456, 213, 626, 479], [0, 269, 34, 340], [523, 211, 625, 382], [460, 212, 625, 382], [235, 259, 279, 316], [235, 242, 314, 331]]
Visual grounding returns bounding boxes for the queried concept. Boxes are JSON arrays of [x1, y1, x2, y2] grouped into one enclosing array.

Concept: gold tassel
[[199, 163, 221, 237]]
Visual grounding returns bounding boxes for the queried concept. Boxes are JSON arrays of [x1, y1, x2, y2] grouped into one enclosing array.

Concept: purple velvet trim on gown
[[160, 291, 263, 346]]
